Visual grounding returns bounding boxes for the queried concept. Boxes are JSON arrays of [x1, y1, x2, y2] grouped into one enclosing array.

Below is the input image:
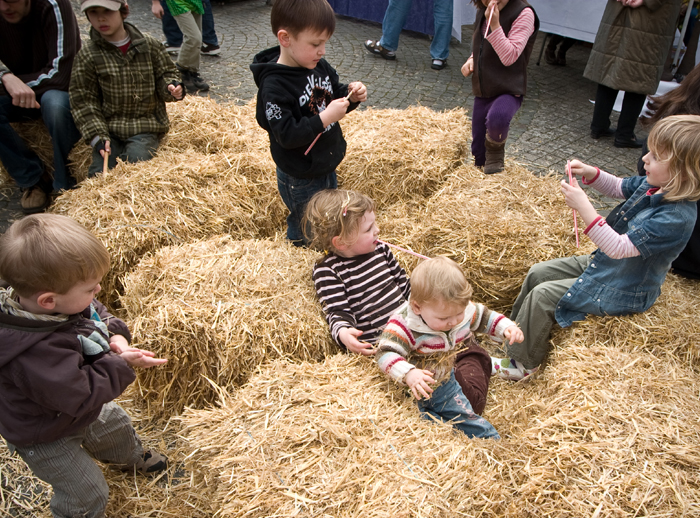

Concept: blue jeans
[[0, 90, 81, 191], [416, 372, 500, 439], [276, 168, 337, 246], [88, 133, 160, 176], [161, 0, 217, 46], [379, 0, 454, 60]]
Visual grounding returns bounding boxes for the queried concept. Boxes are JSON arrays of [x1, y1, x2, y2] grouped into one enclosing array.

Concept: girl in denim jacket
[[497, 115, 700, 381]]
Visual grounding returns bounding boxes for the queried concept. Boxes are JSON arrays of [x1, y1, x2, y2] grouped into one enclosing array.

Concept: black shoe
[[591, 127, 615, 139], [614, 136, 643, 148], [200, 42, 221, 56], [189, 70, 209, 91], [431, 58, 447, 70], [545, 46, 557, 65]]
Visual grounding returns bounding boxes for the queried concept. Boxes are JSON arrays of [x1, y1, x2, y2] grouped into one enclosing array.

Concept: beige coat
[[584, 0, 681, 95]]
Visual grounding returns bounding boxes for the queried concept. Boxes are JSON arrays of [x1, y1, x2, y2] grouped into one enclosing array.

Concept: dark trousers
[[453, 334, 492, 415], [591, 84, 646, 141]]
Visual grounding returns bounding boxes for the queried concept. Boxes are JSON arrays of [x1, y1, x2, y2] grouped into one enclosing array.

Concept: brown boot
[[20, 185, 50, 214], [484, 135, 505, 174]]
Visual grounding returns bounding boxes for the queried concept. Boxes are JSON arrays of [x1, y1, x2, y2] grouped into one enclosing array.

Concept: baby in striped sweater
[[376, 257, 524, 439]]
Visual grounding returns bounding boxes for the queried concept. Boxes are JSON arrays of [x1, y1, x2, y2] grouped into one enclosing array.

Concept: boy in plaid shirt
[[70, 0, 184, 176]]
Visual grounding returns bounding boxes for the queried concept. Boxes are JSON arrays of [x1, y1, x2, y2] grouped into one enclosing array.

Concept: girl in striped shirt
[[305, 189, 410, 356]]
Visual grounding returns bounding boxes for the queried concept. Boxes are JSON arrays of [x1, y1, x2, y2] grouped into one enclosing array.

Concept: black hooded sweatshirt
[[250, 46, 358, 179]]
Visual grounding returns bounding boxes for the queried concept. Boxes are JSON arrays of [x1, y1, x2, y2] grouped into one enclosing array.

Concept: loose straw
[[305, 88, 356, 156], [377, 239, 429, 260], [567, 160, 579, 248]]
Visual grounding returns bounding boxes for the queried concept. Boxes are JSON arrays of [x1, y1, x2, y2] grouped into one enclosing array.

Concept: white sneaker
[[492, 357, 538, 381]]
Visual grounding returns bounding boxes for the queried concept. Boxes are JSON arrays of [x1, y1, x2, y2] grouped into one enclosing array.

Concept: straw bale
[[120, 236, 337, 417], [550, 273, 700, 368], [379, 165, 596, 311], [338, 106, 470, 207], [0, 389, 215, 517], [49, 148, 285, 307], [179, 343, 700, 518]]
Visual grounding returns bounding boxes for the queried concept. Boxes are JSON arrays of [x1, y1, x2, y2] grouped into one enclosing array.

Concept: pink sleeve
[[582, 169, 625, 199], [485, 9, 535, 66], [584, 216, 641, 259]]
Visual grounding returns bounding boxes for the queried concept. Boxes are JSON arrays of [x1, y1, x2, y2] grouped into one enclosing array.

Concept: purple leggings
[[471, 94, 523, 167]]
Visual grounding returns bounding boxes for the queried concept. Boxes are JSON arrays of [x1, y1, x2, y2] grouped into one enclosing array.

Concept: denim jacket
[[555, 176, 697, 327]]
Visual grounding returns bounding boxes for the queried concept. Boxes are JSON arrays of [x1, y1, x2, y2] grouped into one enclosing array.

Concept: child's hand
[[117, 347, 168, 369], [561, 177, 599, 226], [168, 83, 184, 100], [109, 334, 130, 354], [319, 97, 350, 127], [569, 159, 598, 182], [503, 325, 523, 345], [347, 82, 367, 103], [487, 0, 500, 30], [94, 139, 111, 158], [461, 57, 474, 77], [339, 327, 376, 356], [404, 369, 435, 400], [151, 0, 164, 18]]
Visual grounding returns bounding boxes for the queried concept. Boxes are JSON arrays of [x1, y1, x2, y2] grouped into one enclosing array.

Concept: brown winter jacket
[[0, 296, 134, 447], [584, 0, 682, 95]]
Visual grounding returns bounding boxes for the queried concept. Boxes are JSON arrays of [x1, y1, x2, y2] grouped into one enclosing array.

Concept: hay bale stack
[[550, 273, 700, 368], [49, 148, 285, 307], [121, 236, 336, 416], [179, 347, 700, 517], [380, 165, 596, 310], [338, 106, 470, 206]]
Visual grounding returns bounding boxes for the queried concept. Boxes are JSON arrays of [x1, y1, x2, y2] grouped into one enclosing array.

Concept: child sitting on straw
[[250, 0, 367, 247], [461, 0, 539, 174], [377, 257, 524, 438], [0, 214, 168, 518], [70, 0, 184, 177], [500, 115, 700, 381]]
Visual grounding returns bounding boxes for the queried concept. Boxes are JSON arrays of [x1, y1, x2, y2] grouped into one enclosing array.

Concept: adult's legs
[[160, 0, 182, 47], [0, 95, 45, 188], [276, 168, 338, 246], [507, 255, 590, 369], [453, 335, 491, 415], [417, 373, 500, 439], [470, 96, 492, 167], [590, 83, 618, 136], [430, 0, 454, 60], [200, 0, 218, 46], [379, 0, 414, 52], [174, 11, 203, 71], [40, 90, 81, 191], [615, 91, 646, 141]]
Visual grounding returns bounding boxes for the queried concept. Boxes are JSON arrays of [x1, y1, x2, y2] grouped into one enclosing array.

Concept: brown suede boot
[[484, 135, 506, 174]]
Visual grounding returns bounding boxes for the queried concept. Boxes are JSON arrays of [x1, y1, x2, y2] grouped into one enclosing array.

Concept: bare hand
[[319, 97, 350, 127], [118, 347, 168, 368], [151, 0, 164, 18], [339, 327, 376, 356], [487, 0, 501, 30], [503, 325, 524, 345], [100, 140, 111, 158], [569, 159, 598, 182], [168, 83, 184, 100], [347, 81, 367, 103], [404, 369, 436, 400], [461, 57, 474, 77], [109, 334, 130, 354], [2, 74, 40, 109], [561, 176, 599, 226], [618, 0, 643, 7]]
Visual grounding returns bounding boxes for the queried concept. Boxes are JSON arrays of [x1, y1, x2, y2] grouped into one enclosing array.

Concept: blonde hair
[[303, 189, 375, 253], [0, 214, 110, 297], [410, 256, 473, 306], [647, 114, 700, 202]]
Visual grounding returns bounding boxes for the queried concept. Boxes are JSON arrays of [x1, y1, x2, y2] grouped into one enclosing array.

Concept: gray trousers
[[507, 255, 591, 369], [174, 11, 203, 71], [10, 402, 143, 518]]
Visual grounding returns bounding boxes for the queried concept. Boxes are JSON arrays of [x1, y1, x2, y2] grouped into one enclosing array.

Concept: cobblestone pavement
[[1, 0, 648, 231]]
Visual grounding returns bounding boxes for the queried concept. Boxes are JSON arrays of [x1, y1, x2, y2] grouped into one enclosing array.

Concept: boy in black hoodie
[[250, 0, 367, 246]]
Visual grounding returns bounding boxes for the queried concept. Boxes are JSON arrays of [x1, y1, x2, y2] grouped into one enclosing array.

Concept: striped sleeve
[[583, 169, 625, 199], [376, 314, 415, 383], [485, 8, 535, 66], [313, 262, 356, 349], [584, 217, 641, 259], [470, 302, 515, 342]]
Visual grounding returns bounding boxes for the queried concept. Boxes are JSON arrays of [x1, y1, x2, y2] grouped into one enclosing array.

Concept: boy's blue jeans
[[0, 90, 81, 191], [379, 0, 454, 60], [88, 133, 159, 176], [276, 167, 337, 246], [160, 0, 217, 46], [416, 371, 500, 439]]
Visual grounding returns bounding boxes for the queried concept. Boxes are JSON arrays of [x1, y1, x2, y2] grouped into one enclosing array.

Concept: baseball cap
[[80, 0, 126, 12]]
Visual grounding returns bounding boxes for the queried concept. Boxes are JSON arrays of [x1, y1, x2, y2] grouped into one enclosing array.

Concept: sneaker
[[20, 185, 50, 214], [364, 40, 396, 60], [200, 42, 221, 56], [162, 41, 180, 54], [134, 450, 168, 476], [492, 357, 538, 381], [431, 58, 447, 70]]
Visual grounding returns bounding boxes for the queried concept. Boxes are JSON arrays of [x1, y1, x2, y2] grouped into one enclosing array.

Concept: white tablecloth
[[452, 0, 608, 43]]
